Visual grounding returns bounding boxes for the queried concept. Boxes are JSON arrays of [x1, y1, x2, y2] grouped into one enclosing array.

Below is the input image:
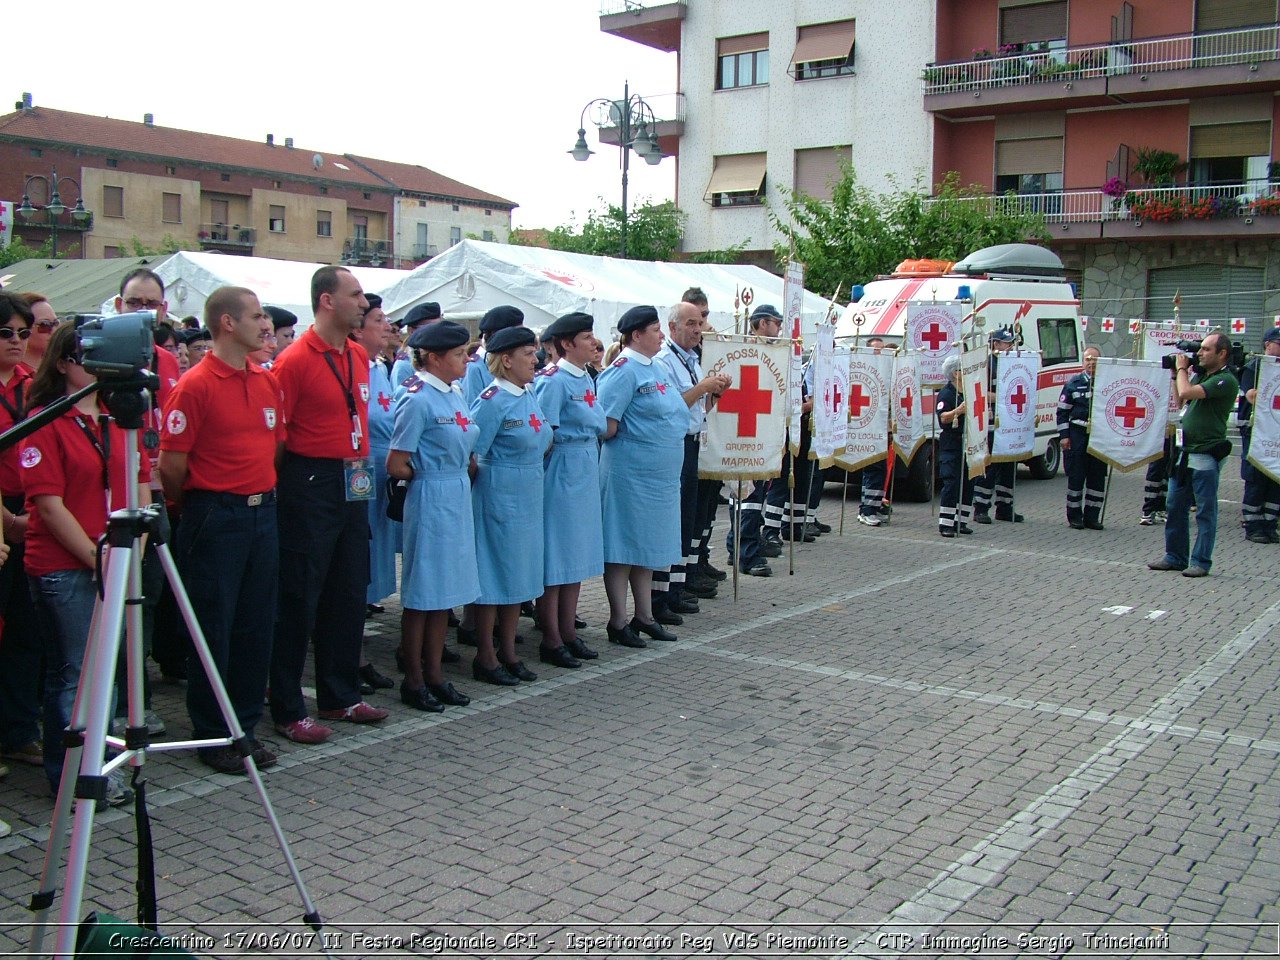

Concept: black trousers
[[1143, 437, 1175, 514], [270, 454, 369, 724], [693, 478, 722, 564], [1064, 427, 1107, 523], [938, 449, 973, 531], [654, 436, 700, 598], [0, 493, 40, 751], [1241, 428, 1280, 535]]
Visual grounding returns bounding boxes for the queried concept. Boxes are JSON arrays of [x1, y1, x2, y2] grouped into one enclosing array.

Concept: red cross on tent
[[1100, 317, 1115, 333], [529, 413, 543, 432], [377, 392, 391, 412], [971, 380, 987, 433], [1231, 318, 1247, 334], [920, 323, 948, 351], [1114, 395, 1147, 429], [900, 386, 914, 417], [454, 411, 470, 431], [849, 382, 872, 417], [718, 365, 773, 438], [1008, 382, 1029, 414]]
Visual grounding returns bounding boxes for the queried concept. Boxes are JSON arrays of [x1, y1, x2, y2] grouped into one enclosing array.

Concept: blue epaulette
[[405, 379, 424, 394], [400, 375, 417, 389], [480, 384, 500, 400]]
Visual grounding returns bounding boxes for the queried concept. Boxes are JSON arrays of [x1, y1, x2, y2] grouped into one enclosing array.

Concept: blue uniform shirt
[[367, 357, 396, 450], [597, 348, 690, 445], [1056, 371, 1092, 439], [462, 349, 494, 405], [655, 340, 703, 435]]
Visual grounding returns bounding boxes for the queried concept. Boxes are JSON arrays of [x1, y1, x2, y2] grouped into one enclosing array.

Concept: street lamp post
[[16, 168, 91, 258], [568, 81, 664, 259]]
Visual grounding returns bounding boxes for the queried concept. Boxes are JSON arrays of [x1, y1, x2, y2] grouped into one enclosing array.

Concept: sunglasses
[[34, 320, 58, 331], [0, 328, 31, 341]]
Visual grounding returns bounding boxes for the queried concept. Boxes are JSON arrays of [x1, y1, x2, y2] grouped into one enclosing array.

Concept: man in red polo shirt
[[268, 266, 388, 744], [160, 285, 283, 773]]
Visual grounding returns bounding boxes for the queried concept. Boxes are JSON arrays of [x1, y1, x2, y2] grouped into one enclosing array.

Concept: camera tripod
[[17, 380, 330, 959]]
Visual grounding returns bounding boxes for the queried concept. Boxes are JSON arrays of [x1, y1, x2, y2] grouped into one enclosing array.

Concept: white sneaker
[[857, 513, 882, 527], [1139, 513, 1155, 526]]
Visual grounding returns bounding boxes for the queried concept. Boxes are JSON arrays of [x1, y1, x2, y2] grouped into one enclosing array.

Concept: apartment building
[[601, 1, 934, 268], [0, 97, 514, 268]]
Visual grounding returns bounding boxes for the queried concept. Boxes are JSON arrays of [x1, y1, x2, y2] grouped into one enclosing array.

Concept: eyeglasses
[[64, 352, 84, 366], [123, 298, 164, 311], [34, 320, 58, 331], [0, 328, 32, 341], [700, 310, 710, 319]]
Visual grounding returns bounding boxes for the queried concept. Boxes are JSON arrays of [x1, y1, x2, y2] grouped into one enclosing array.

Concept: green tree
[[127, 234, 195, 257], [516, 199, 686, 262], [0, 237, 55, 268], [771, 169, 1051, 298]]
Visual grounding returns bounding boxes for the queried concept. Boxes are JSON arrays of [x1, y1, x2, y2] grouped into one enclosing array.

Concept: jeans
[[30, 568, 113, 791], [1164, 454, 1222, 571]]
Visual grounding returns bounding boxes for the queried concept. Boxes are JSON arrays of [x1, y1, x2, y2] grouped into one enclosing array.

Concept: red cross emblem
[[655, 382, 667, 394], [1114, 395, 1147, 428], [583, 390, 596, 407], [920, 323, 948, 351], [1271, 394, 1280, 411], [848, 383, 872, 417], [900, 386, 914, 417], [1231, 318, 1247, 334], [377, 392, 391, 412], [529, 413, 543, 432], [971, 381, 987, 433], [454, 411, 470, 431], [1100, 318, 1115, 333], [1008, 382, 1029, 415], [718, 365, 774, 438], [831, 382, 843, 413]]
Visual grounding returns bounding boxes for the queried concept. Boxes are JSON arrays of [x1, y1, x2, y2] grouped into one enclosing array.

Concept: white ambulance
[[833, 243, 1085, 501]]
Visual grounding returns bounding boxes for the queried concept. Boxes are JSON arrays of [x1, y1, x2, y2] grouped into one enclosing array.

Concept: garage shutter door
[[1148, 263, 1266, 349]]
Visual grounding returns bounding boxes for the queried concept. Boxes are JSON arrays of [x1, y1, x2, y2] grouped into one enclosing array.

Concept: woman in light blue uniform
[[469, 325, 551, 685], [387, 321, 478, 712], [462, 305, 524, 404], [596, 305, 689, 648], [363, 295, 399, 613], [534, 312, 606, 669]]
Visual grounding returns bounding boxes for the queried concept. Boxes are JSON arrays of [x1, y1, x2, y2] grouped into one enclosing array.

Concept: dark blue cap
[[486, 325, 537, 354], [1264, 326, 1280, 345], [363, 293, 383, 312], [618, 305, 660, 334], [408, 320, 470, 352], [182, 327, 211, 344], [544, 312, 594, 340], [750, 304, 782, 322], [399, 301, 442, 328], [480, 304, 524, 334], [265, 305, 297, 330], [991, 327, 1016, 343]]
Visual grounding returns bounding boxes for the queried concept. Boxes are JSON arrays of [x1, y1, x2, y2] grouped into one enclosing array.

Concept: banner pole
[[787, 459, 796, 576], [1100, 463, 1113, 525], [840, 468, 848, 535], [930, 390, 938, 519], [733, 480, 742, 602]]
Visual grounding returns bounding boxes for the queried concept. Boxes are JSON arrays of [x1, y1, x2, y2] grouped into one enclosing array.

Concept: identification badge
[[344, 457, 375, 502], [1176, 428, 1184, 450], [142, 428, 160, 451]]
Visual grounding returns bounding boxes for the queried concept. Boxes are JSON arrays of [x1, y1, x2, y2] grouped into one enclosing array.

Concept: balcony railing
[[342, 237, 392, 265], [411, 243, 438, 260], [198, 223, 256, 246], [923, 25, 1280, 96], [600, 0, 683, 14]]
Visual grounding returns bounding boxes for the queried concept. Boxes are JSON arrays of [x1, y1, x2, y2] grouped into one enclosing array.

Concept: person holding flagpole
[[1058, 346, 1108, 530], [936, 354, 974, 538]]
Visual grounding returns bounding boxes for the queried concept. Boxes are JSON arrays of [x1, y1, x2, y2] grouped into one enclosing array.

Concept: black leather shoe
[[539, 644, 581, 669], [441, 646, 461, 664], [574, 615, 588, 629], [759, 539, 782, 558], [744, 560, 772, 577], [682, 578, 717, 599], [1084, 518, 1105, 530], [456, 626, 478, 647], [698, 559, 727, 581], [631, 616, 677, 642], [653, 606, 683, 626], [996, 512, 1025, 523], [940, 528, 956, 538], [428, 681, 471, 707], [501, 659, 537, 682], [972, 513, 992, 525], [520, 601, 536, 619], [1068, 518, 1085, 529], [782, 527, 816, 543], [958, 524, 974, 535], [365, 603, 384, 618], [607, 623, 646, 648], [564, 637, 598, 660], [400, 682, 444, 713], [359, 663, 395, 690], [472, 658, 520, 686], [669, 595, 700, 615], [813, 520, 832, 534]]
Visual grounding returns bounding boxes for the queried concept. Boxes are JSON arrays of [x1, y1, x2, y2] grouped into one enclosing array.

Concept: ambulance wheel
[[895, 442, 935, 502], [1026, 438, 1061, 479]]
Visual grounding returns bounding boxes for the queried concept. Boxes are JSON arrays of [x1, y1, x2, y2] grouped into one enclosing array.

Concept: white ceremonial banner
[[810, 324, 841, 464], [1087, 358, 1171, 472], [783, 260, 805, 345], [783, 261, 806, 456], [891, 351, 925, 465], [788, 353, 804, 455], [836, 346, 893, 471], [831, 345, 851, 455], [1139, 321, 1215, 362], [991, 350, 1041, 463], [1248, 355, 1280, 485], [698, 334, 792, 481], [907, 302, 963, 387], [961, 344, 990, 480]]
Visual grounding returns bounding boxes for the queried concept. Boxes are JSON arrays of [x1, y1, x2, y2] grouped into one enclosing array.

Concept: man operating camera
[[1148, 333, 1239, 578]]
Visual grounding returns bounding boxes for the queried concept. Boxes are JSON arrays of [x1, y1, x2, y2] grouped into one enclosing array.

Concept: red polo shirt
[[270, 326, 370, 459], [21, 407, 152, 576], [160, 353, 285, 495], [0, 366, 32, 497]]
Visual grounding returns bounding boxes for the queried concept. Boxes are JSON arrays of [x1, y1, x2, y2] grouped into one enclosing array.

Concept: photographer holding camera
[[1148, 333, 1239, 577]]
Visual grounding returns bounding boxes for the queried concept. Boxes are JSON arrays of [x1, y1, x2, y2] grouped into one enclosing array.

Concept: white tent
[[98, 251, 408, 326], [379, 239, 838, 342]]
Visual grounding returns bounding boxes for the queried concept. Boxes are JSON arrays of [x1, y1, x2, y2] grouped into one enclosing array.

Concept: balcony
[[342, 237, 392, 266], [597, 92, 686, 157], [198, 223, 256, 252], [923, 25, 1280, 117], [600, 0, 684, 52], [411, 243, 438, 260], [929, 182, 1280, 240]]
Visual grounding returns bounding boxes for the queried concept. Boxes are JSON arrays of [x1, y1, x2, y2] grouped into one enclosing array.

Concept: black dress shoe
[[958, 524, 974, 535], [574, 615, 588, 629], [400, 682, 444, 713], [428, 681, 470, 707], [365, 603, 384, 619], [631, 616, 676, 642], [359, 663, 395, 690], [682, 578, 717, 599], [564, 637, 598, 660], [1068, 518, 1085, 529], [698, 560, 727, 581], [653, 606, 683, 626], [606, 623, 646, 648], [471, 658, 520, 686], [1084, 518, 1105, 530], [456, 626, 478, 647], [940, 528, 956, 538], [669, 595, 700, 614], [441, 646, 461, 664], [813, 519, 832, 534], [759, 539, 782, 558], [520, 601, 536, 619], [972, 513, 992, 525], [539, 644, 581, 669], [501, 659, 537, 682]]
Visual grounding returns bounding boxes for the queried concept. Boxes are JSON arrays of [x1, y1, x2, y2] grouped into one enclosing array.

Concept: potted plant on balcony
[[1132, 148, 1186, 187], [1102, 177, 1127, 217]]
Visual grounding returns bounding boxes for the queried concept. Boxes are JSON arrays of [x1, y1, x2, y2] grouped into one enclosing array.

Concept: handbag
[[386, 476, 408, 522]]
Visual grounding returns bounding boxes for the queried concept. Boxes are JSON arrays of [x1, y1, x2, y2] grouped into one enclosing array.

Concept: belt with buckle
[[188, 489, 276, 507]]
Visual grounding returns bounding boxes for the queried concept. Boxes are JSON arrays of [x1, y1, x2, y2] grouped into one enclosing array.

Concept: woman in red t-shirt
[[21, 322, 150, 800]]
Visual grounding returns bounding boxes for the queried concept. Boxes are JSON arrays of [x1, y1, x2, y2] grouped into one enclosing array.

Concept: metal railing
[[600, 0, 684, 15], [929, 182, 1278, 224], [922, 25, 1280, 95], [599, 91, 687, 128], [343, 237, 392, 263], [198, 223, 256, 245], [410, 243, 438, 259]]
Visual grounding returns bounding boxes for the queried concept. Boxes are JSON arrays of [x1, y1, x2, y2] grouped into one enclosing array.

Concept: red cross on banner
[[377, 392, 391, 412], [920, 323, 948, 351], [718, 365, 774, 438], [1008, 382, 1028, 414], [1115, 395, 1146, 428], [971, 381, 987, 433], [1272, 394, 1280, 411], [454, 411, 470, 431], [900, 386, 914, 417], [1100, 317, 1115, 333], [583, 390, 596, 407], [529, 413, 543, 432], [849, 383, 871, 417], [831, 382, 843, 413]]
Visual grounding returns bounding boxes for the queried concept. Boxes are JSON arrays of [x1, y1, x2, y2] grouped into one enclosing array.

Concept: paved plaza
[[1, 460, 1278, 958]]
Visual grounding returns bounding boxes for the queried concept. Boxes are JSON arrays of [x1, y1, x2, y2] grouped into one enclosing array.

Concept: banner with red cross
[[1086, 358, 1171, 471], [906, 302, 963, 387], [1248, 355, 1280, 485], [991, 350, 1041, 463], [835, 346, 893, 472], [811, 325, 843, 465], [961, 344, 991, 481], [1138, 320, 1218, 363], [891, 351, 925, 466], [697, 333, 792, 481]]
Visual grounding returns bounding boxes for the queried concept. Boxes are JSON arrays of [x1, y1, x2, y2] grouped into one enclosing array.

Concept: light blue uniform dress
[[367, 357, 399, 603], [462, 349, 494, 404], [596, 348, 689, 569], [534, 360, 607, 585], [391, 351, 414, 390], [470, 379, 551, 605], [391, 373, 480, 611]]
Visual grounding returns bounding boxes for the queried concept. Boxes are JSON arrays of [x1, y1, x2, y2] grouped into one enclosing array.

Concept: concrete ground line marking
[[0, 549, 998, 856], [843, 595, 1280, 959]]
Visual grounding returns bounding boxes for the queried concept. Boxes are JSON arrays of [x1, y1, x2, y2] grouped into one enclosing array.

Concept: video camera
[[77, 311, 156, 378], [1161, 339, 1202, 373]]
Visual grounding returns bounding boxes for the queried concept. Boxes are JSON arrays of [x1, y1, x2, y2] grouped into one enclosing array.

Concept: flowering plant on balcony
[[1249, 194, 1280, 215], [1126, 193, 1187, 222], [1102, 177, 1127, 199], [972, 48, 992, 59]]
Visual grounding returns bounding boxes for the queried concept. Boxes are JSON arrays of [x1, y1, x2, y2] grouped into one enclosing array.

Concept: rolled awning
[[705, 153, 767, 198], [790, 20, 856, 67]]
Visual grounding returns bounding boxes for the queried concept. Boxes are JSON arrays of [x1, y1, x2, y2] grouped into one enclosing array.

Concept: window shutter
[[717, 32, 768, 56], [996, 137, 1064, 175], [1195, 0, 1277, 31], [705, 153, 768, 198], [1190, 120, 1271, 157], [103, 186, 123, 218], [162, 193, 181, 223], [790, 21, 856, 66], [1000, 1, 1068, 44], [794, 147, 850, 201]]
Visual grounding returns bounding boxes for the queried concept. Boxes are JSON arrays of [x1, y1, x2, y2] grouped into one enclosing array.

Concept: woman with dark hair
[[21, 322, 150, 804], [468, 325, 550, 685], [387, 321, 477, 711], [595, 306, 689, 647]]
